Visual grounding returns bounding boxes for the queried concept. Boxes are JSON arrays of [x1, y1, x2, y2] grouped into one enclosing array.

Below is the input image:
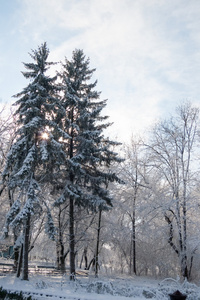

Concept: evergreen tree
[[2, 42, 68, 280], [55, 49, 122, 279]]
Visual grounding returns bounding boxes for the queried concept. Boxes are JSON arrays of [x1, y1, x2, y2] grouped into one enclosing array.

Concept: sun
[[41, 132, 49, 140]]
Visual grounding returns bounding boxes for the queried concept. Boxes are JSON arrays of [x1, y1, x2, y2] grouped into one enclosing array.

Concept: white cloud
[[1, 0, 200, 142]]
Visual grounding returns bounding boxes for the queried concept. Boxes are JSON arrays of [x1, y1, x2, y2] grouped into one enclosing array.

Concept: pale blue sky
[[1, 0, 200, 142]]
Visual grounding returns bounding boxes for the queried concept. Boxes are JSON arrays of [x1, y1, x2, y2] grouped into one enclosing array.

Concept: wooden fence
[[0, 263, 89, 277], [0, 263, 62, 276]]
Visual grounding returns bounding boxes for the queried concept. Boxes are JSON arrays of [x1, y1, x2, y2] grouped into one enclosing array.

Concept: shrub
[[0, 286, 32, 299]]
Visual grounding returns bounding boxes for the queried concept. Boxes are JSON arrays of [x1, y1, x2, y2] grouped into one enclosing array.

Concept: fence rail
[[0, 263, 14, 275], [0, 263, 62, 276], [0, 263, 89, 277]]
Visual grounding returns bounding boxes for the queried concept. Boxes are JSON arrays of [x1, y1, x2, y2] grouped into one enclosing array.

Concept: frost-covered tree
[[0, 106, 16, 175], [0, 107, 17, 264], [55, 49, 122, 279], [146, 102, 200, 279], [117, 137, 151, 275], [2, 43, 68, 280], [0, 106, 16, 203]]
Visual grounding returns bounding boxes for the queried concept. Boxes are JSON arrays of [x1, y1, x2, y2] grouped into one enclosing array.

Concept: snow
[[1, 272, 200, 300]]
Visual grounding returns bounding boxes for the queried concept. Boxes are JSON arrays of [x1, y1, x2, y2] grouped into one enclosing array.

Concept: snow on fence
[[0, 263, 61, 276], [0, 263, 89, 277], [0, 263, 14, 275]]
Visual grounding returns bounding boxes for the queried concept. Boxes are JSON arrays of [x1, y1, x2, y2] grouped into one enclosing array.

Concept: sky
[[1, 0, 200, 142]]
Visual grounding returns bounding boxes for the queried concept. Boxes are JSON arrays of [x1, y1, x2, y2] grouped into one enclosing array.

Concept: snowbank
[[0, 274, 200, 299]]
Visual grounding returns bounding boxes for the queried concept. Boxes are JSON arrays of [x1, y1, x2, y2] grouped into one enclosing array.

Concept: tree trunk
[[68, 108, 76, 280], [56, 241, 66, 273], [87, 257, 95, 270], [13, 247, 19, 273], [83, 247, 88, 270], [80, 247, 88, 269], [13, 229, 19, 273], [16, 244, 23, 278], [182, 180, 188, 279], [69, 196, 75, 280], [132, 198, 136, 275], [56, 209, 66, 274], [22, 214, 30, 280], [9, 189, 20, 273], [94, 209, 102, 278]]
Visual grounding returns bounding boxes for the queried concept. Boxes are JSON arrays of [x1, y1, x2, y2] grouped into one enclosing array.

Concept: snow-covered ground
[[0, 272, 200, 299]]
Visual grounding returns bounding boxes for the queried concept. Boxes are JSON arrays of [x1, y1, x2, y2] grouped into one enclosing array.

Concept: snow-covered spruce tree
[[55, 49, 122, 280], [2, 42, 68, 280]]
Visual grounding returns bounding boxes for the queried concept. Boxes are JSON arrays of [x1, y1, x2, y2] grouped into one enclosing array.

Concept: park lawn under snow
[[1, 272, 200, 300]]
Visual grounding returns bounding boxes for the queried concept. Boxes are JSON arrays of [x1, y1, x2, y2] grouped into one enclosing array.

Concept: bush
[[0, 287, 32, 299], [86, 280, 114, 294]]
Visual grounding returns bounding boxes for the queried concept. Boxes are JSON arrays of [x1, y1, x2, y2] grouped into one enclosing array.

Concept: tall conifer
[[55, 49, 122, 279], [2, 43, 68, 280]]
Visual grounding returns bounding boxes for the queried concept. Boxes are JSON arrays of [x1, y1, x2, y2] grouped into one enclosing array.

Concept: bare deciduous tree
[[146, 102, 199, 279]]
